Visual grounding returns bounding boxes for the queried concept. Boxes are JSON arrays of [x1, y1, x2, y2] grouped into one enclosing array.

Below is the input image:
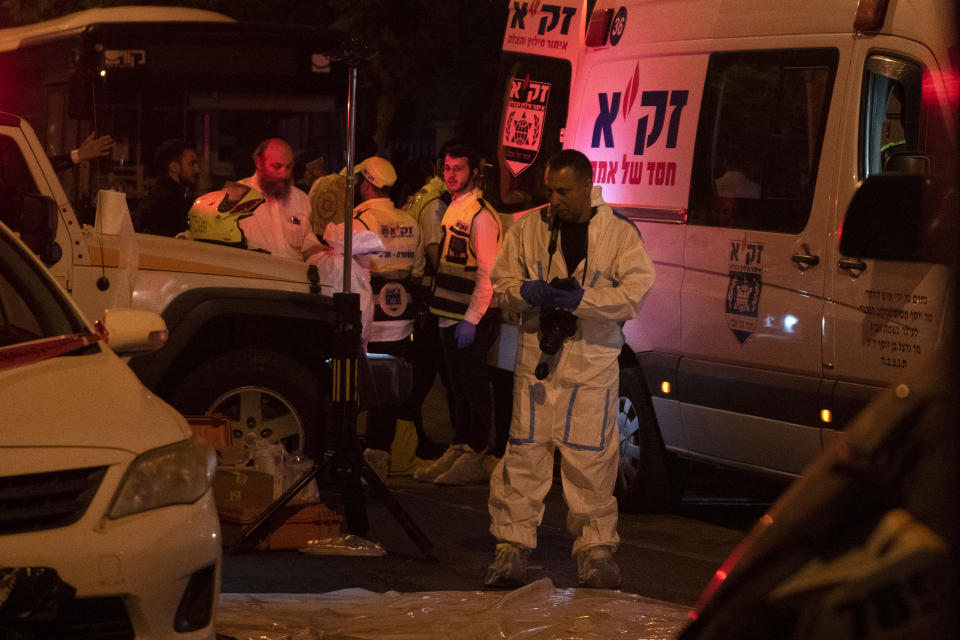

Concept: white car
[[0, 220, 221, 639]]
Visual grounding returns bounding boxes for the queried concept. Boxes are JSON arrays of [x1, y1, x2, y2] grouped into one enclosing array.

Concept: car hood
[[0, 347, 190, 452], [132, 232, 315, 284]]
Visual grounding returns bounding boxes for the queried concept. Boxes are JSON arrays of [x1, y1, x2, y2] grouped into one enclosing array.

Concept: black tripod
[[226, 56, 434, 561], [226, 293, 434, 560]]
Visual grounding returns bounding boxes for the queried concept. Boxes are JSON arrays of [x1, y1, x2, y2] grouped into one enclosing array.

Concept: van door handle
[[838, 257, 867, 276], [791, 245, 819, 270]]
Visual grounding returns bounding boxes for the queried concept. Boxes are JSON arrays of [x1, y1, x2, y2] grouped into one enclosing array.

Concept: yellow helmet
[[188, 181, 264, 247]]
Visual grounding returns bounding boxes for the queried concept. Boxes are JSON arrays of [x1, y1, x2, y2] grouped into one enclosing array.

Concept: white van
[[490, 0, 956, 509]]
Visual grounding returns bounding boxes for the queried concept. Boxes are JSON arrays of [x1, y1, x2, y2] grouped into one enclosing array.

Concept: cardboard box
[[218, 502, 342, 550], [213, 467, 274, 507]]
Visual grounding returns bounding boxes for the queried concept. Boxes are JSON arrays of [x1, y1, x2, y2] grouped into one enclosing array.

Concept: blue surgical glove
[[455, 320, 477, 348], [549, 281, 584, 310], [520, 279, 551, 306]]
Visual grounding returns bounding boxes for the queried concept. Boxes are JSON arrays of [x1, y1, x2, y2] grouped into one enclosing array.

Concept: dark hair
[[443, 143, 480, 173], [546, 149, 593, 184], [153, 139, 189, 175]]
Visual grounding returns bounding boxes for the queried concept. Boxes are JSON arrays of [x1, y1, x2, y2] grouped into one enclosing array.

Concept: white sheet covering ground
[[217, 578, 690, 640]]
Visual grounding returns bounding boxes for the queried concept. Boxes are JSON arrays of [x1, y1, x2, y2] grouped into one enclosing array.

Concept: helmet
[[188, 181, 264, 247]]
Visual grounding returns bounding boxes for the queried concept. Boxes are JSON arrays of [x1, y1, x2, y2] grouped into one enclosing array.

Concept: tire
[[615, 367, 687, 513], [171, 349, 329, 461]]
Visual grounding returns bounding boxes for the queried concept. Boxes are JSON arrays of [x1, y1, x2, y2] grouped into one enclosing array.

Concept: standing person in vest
[[484, 149, 655, 589], [414, 143, 502, 486], [399, 156, 456, 461], [354, 157, 426, 483]]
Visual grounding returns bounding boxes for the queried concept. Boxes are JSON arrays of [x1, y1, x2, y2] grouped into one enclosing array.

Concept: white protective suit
[[488, 186, 655, 554]]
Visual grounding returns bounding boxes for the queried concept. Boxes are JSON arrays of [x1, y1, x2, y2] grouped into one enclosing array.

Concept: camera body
[[537, 277, 579, 356], [538, 308, 578, 355]]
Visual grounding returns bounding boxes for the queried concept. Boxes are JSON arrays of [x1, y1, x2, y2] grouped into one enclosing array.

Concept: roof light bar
[[585, 8, 614, 47], [854, 0, 889, 32]]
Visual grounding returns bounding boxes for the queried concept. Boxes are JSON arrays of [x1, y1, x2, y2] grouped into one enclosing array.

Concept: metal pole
[[342, 64, 358, 292]]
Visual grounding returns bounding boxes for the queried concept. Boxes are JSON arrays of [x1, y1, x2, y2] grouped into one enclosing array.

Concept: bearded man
[[238, 137, 323, 259]]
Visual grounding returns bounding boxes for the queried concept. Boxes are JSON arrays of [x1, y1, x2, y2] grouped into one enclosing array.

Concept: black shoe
[[415, 438, 447, 460]]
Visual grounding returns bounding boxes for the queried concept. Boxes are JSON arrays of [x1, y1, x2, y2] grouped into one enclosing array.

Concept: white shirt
[[237, 175, 322, 260]]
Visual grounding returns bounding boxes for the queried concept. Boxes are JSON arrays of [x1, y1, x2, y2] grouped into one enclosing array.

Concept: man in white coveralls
[[485, 149, 655, 588]]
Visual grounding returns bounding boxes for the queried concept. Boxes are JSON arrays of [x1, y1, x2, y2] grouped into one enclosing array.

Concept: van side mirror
[[839, 173, 949, 263], [20, 195, 63, 265], [884, 151, 929, 175]]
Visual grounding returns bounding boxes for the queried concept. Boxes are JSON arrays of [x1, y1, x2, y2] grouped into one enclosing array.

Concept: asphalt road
[[221, 461, 789, 607]]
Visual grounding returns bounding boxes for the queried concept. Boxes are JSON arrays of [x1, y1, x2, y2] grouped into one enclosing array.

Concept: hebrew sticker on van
[[572, 56, 705, 210]]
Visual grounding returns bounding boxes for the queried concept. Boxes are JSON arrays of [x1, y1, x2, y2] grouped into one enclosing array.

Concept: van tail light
[[853, 0, 889, 32], [585, 8, 614, 46]]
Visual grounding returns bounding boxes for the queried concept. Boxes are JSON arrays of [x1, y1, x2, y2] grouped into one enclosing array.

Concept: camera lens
[[535, 362, 550, 380]]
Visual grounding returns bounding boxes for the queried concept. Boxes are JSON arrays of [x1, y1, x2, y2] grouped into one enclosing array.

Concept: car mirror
[[100, 308, 168, 355]]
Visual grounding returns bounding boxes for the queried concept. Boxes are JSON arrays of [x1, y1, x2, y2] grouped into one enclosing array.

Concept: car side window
[[0, 134, 41, 232], [859, 55, 922, 178], [687, 49, 838, 233], [0, 134, 39, 196]]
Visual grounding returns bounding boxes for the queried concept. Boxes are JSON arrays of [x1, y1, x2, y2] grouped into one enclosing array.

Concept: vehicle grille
[[0, 466, 107, 534], [13, 596, 134, 640]]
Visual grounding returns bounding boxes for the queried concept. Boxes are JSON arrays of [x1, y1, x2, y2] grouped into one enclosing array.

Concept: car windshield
[[0, 226, 89, 349]]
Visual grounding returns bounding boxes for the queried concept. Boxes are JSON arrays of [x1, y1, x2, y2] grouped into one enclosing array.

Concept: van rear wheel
[[615, 368, 686, 513], [171, 349, 327, 461]]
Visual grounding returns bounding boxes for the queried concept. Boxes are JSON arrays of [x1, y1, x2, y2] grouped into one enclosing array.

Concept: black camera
[[538, 307, 578, 356], [534, 278, 579, 380]]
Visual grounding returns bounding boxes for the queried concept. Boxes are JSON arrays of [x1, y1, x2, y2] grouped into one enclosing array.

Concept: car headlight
[[109, 437, 216, 519]]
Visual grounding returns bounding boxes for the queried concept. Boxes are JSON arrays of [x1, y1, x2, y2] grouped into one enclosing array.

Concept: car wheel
[[172, 349, 328, 461], [615, 367, 687, 512]]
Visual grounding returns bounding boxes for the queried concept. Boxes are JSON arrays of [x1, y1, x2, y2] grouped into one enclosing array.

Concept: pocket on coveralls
[[560, 385, 613, 451]]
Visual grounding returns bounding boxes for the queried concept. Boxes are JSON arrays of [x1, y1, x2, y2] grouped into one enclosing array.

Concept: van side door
[[825, 39, 954, 432], [678, 48, 843, 474]]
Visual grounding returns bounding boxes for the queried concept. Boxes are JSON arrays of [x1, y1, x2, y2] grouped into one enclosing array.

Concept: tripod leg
[[339, 449, 369, 537], [353, 453, 436, 561]]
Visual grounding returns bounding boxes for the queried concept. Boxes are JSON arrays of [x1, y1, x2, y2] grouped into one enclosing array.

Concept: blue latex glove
[[549, 281, 584, 310], [455, 320, 477, 348], [520, 279, 551, 306]]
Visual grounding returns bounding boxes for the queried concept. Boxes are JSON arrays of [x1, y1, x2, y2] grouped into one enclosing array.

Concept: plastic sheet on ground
[[216, 577, 690, 640]]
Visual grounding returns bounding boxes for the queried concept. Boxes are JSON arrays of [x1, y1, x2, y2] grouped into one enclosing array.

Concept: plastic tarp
[[217, 578, 689, 640]]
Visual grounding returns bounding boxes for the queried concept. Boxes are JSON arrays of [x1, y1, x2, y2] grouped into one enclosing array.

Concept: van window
[[688, 49, 837, 233], [859, 55, 922, 177]]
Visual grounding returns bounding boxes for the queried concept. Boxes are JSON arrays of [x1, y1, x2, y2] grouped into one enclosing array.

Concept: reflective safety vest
[[429, 191, 501, 321], [354, 198, 423, 342], [188, 182, 264, 247], [404, 176, 446, 227], [404, 176, 448, 288]]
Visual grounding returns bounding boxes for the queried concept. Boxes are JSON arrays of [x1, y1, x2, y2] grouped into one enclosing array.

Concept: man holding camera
[[485, 149, 655, 589]]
